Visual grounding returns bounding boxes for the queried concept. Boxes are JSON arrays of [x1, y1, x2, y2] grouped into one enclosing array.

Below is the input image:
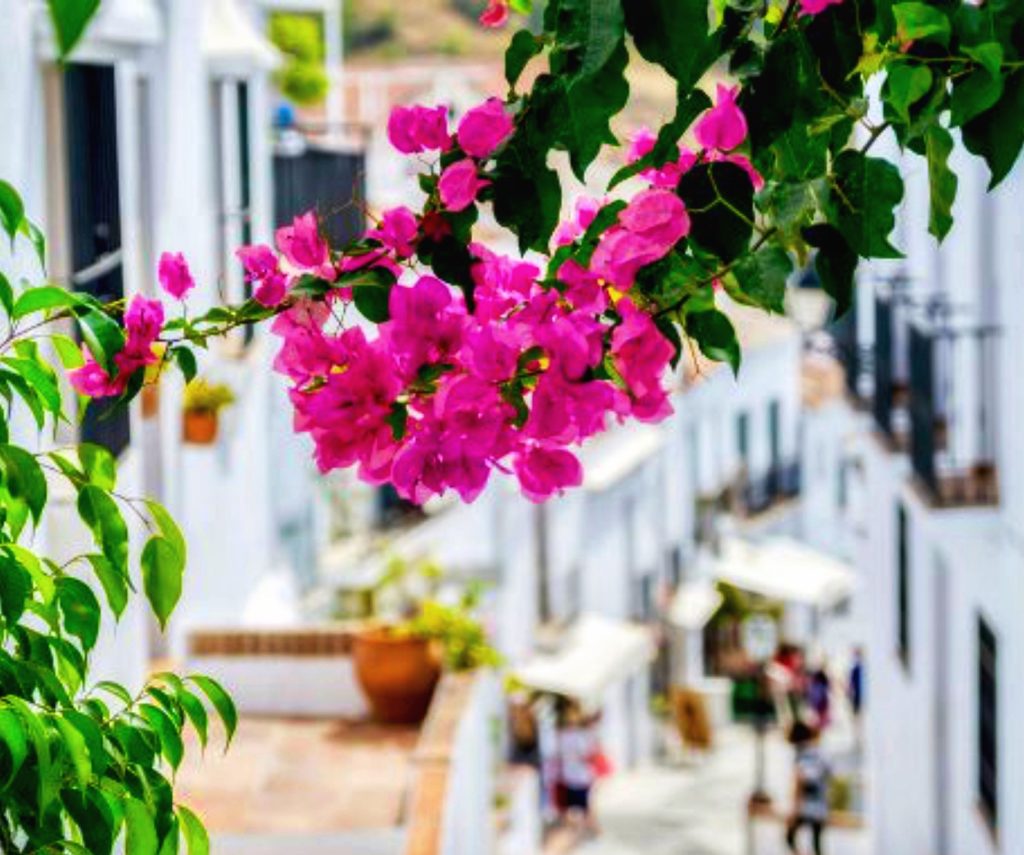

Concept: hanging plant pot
[[183, 409, 219, 445], [141, 384, 160, 419], [352, 626, 441, 725]]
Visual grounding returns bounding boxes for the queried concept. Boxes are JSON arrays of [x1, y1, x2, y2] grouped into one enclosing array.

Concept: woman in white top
[[556, 701, 600, 833]]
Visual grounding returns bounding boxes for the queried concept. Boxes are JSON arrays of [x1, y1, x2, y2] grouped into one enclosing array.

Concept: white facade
[[804, 138, 1024, 854]]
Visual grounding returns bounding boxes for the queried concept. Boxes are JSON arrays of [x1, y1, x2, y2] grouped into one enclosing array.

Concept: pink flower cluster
[[626, 84, 764, 192], [69, 295, 165, 398]]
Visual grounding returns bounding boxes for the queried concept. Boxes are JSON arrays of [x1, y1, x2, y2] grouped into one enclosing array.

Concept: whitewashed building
[[804, 132, 1024, 853]]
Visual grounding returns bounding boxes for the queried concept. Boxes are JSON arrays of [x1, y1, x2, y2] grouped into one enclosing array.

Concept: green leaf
[[677, 162, 755, 263], [56, 576, 102, 651], [624, 0, 715, 90], [18, 218, 47, 272], [139, 703, 184, 771], [924, 123, 958, 241], [124, 797, 159, 855], [54, 715, 92, 787], [8, 698, 54, 814], [0, 180, 25, 243], [77, 485, 129, 574], [830, 150, 904, 259], [505, 29, 543, 88], [346, 266, 396, 324], [564, 38, 630, 179], [94, 680, 134, 708], [177, 805, 210, 855], [893, 2, 951, 46], [187, 675, 237, 747], [51, 332, 86, 369], [962, 69, 1024, 189], [177, 690, 209, 749], [85, 553, 129, 618], [803, 223, 858, 315], [76, 306, 126, 374], [12, 284, 81, 319], [556, 0, 624, 77], [0, 272, 14, 318], [950, 43, 1003, 127], [174, 348, 198, 384], [46, 0, 102, 58], [79, 443, 117, 490], [0, 552, 33, 624], [0, 707, 28, 788], [884, 64, 933, 124], [0, 443, 48, 528], [141, 537, 184, 631], [145, 500, 187, 562], [685, 307, 741, 375], [730, 246, 793, 313]]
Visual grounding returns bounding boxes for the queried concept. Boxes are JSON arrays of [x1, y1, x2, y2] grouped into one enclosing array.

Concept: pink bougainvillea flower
[[276, 212, 336, 281], [158, 251, 194, 300], [552, 196, 603, 246], [479, 0, 509, 27], [619, 189, 690, 248], [386, 104, 450, 154], [627, 126, 657, 163], [69, 358, 126, 399], [513, 445, 584, 503], [438, 159, 490, 212], [237, 244, 289, 307], [367, 206, 419, 258], [611, 298, 675, 422], [457, 98, 514, 159], [120, 295, 164, 364], [799, 0, 844, 14], [695, 84, 749, 152]]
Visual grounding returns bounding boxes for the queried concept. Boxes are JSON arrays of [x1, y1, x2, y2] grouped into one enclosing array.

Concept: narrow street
[[547, 721, 869, 855]]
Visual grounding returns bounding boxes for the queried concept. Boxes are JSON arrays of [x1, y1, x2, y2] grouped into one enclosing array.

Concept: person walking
[[556, 701, 600, 836], [785, 720, 831, 855], [807, 663, 831, 730]]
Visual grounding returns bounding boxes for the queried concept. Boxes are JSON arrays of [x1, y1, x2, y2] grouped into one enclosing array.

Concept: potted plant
[[182, 378, 235, 445], [140, 344, 167, 419], [350, 557, 500, 724]]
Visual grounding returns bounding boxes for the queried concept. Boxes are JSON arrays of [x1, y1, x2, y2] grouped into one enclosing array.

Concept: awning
[[204, 0, 281, 73], [712, 537, 856, 608], [669, 580, 723, 629], [581, 426, 663, 492], [515, 614, 655, 705]]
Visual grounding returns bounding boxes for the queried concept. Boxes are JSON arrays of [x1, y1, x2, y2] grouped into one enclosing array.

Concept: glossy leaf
[[141, 537, 183, 631], [187, 675, 238, 747]]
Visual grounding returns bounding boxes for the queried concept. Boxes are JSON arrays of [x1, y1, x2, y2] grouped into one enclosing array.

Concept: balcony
[[736, 461, 802, 517], [908, 323, 999, 507], [828, 299, 873, 404]]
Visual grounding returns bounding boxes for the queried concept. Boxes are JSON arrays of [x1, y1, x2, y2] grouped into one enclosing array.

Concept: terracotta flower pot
[[183, 409, 219, 445], [352, 627, 441, 725], [141, 384, 160, 419]]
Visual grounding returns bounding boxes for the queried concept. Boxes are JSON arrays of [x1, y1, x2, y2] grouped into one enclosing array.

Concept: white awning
[[204, 0, 281, 73], [712, 537, 855, 608], [669, 580, 723, 629], [515, 614, 655, 705], [581, 426, 663, 492]]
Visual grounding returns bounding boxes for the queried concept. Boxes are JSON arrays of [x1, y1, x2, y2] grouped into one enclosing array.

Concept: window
[[736, 411, 750, 468], [63, 63, 130, 456], [768, 399, 782, 470], [667, 545, 683, 589], [896, 503, 910, 668], [978, 615, 998, 829], [212, 79, 254, 344]]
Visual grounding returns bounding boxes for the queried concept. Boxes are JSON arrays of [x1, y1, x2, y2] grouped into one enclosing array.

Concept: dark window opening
[[978, 615, 998, 830], [768, 399, 782, 471], [736, 411, 750, 468], [64, 63, 129, 457], [896, 503, 910, 669]]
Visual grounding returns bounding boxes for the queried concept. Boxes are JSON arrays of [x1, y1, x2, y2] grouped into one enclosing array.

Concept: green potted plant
[[351, 557, 500, 724], [182, 378, 235, 445]]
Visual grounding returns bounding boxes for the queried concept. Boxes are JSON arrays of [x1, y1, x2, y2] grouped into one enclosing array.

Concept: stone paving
[[549, 723, 870, 855]]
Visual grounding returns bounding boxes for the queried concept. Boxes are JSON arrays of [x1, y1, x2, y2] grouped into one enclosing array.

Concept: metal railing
[[737, 461, 802, 516], [908, 322, 999, 506]]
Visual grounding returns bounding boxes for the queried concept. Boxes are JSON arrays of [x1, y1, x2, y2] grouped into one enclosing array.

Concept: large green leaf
[[950, 43, 1003, 128], [730, 246, 793, 313], [85, 553, 129, 618], [12, 285, 81, 319], [962, 69, 1024, 189], [76, 306, 126, 375], [803, 223, 858, 315], [0, 707, 28, 788], [677, 162, 755, 263], [139, 703, 184, 771], [46, 0, 102, 58], [893, 2, 950, 46], [176, 805, 210, 855], [624, 0, 715, 90], [124, 797, 159, 855], [0, 443, 49, 529], [685, 307, 741, 375], [505, 29, 543, 89], [77, 485, 129, 574], [0, 180, 25, 244], [884, 64, 933, 125], [830, 150, 904, 259], [141, 537, 183, 631], [56, 577, 102, 652], [564, 39, 630, 179], [924, 123, 958, 241], [187, 675, 238, 748]]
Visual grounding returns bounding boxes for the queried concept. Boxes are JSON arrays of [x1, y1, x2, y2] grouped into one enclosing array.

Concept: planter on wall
[[141, 384, 160, 419], [182, 409, 219, 445], [352, 627, 441, 725]]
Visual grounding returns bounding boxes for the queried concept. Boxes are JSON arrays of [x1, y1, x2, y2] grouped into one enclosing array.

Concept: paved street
[[548, 723, 869, 855]]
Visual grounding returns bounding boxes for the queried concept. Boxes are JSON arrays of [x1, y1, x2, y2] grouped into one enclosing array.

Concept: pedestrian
[[848, 647, 864, 754], [807, 662, 831, 730], [785, 720, 831, 855], [556, 700, 600, 836]]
